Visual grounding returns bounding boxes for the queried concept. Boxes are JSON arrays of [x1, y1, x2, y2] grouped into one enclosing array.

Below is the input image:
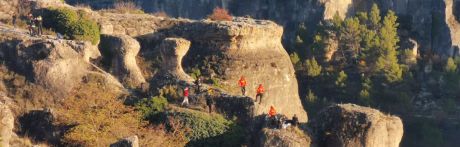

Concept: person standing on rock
[[195, 76, 202, 93], [238, 76, 247, 95], [36, 15, 43, 36], [206, 92, 214, 113], [27, 13, 35, 36], [268, 106, 277, 127], [292, 114, 299, 127], [12, 12, 17, 28], [255, 84, 265, 104], [181, 87, 190, 106]]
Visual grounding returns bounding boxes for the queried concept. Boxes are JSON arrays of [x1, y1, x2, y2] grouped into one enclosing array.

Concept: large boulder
[[100, 34, 146, 88], [312, 104, 403, 147], [259, 127, 311, 147], [160, 17, 308, 122], [157, 38, 194, 82], [0, 26, 123, 97]]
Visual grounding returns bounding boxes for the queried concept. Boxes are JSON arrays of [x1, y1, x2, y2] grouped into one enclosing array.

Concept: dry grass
[[100, 1, 145, 14], [152, 11, 169, 18], [207, 7, 232, 21]]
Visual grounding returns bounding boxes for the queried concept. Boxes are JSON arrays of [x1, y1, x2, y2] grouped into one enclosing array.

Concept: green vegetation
[[293, 4, 417, 116], [42, 7, 100, 44], [166, 109, 244, 146], [136, 96, 169, 120]]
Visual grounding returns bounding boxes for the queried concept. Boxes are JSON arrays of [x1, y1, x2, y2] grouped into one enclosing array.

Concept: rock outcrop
[[100, 34, 146, 88], [0, 26, 123, 97], [0, 101, 14, 147], [312, 104, 403, 147], [157, 38, 195, 82], [259, 127, 311, 147], [155, 18, 308, 122], [110, 136, 139, 147]]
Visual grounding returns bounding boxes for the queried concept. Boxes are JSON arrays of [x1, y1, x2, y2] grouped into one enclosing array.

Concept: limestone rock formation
[[100, 34, 146, 88], [157, 38, 194, 82], [320, 0, 353, 20], [158, 17, 308, 122], [0, 26, 123, 97], [110, 136, 139, 147], [0, 101, 14, 147], [259, 127, 311, 147], [312, 104, 403, 147]]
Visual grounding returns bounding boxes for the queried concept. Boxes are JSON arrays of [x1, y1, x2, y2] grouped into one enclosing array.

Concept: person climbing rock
[[238, 76, 247, 95], [36, 15, 43, 36], [255, 84, 265, 104], [268, 106, 277, 127], [181, 87, 190, 106], [195, 76, 202, 93]]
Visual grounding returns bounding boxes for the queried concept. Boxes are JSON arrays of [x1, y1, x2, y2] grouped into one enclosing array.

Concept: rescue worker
[[27, 13, 35, 35], [181, 87, 190, 106], [238, 76, 247, 95], [255, 84, 265, 104], [268, 106, 277, 127]]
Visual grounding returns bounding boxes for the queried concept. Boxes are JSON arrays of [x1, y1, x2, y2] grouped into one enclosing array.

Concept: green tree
[[376, 10, 402, 82], [369, 4, 381, 30], [445, 57, 457, 73], [305, 57, 322, 77], [335, 70, 347, 88]]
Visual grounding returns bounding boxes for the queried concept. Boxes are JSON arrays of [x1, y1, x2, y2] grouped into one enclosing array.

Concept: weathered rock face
[[0, 101, 14, 147], [0, 27, 123, 97], [259, 128, 311, 147], [157, 38, 194, 82], [110, 135, 139, 147], [311, 104, 403, 147], [70, 0, 460, 56], [100, 34, 146, 88], [155, 18, 307, 122]]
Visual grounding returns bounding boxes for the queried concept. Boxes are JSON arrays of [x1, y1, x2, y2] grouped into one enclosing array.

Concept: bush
[[207, 7, 232, 21], [166, 110, 244, 146], [42, 7, 100, 44], [136, 96, 169, 120], [108, 1, 144, 14]]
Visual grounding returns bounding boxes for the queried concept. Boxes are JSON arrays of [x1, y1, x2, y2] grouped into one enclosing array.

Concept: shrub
[[165, 110, 244, 146], [136, 96, 169, 120], [112, 1, 144, 14], [207, 7, 232, 21], [42, 7, 100, 44]]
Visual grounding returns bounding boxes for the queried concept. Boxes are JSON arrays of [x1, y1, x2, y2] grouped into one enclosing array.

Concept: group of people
[[181, 76, 215, 113], [267, 106, 299, 129], [238, 76, 265, 104], [26, 13, 43, 36]]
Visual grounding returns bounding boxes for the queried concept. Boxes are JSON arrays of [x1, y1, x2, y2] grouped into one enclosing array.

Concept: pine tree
[[369, 4, 381, 30], [376, 10, 402, 82], [445, 57, 457, 73], [305, 57, 322, 77], [335, 70, 347, 88]]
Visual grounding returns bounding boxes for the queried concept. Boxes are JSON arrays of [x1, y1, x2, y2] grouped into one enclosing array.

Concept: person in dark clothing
[[206, 95, 214, 113], [36, 15, 43, 36], [291, 114, 299, 127], [206, 88, 214, 113], [12, 14, 17, 28], [195, 76, 202, 93]]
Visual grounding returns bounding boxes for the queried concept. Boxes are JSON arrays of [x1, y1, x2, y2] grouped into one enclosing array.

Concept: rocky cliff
[[145, 18, 308, 122], [311, 104, 403, 147], [68, 0, 460, 56]]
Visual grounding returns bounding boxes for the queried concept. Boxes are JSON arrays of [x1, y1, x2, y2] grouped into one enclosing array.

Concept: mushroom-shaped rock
[[158, 38, 194, 82], [100, 34, 146, 88], [0, 101, 14, 147], [312, 104, 403, 147]]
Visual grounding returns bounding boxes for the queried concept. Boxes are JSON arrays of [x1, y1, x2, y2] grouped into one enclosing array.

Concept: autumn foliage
[[208, 7, 232, 21]]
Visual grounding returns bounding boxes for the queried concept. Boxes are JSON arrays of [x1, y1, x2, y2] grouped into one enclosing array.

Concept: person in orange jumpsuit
[[238, 76, 247, 95], [256, 84, 265, 104]]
